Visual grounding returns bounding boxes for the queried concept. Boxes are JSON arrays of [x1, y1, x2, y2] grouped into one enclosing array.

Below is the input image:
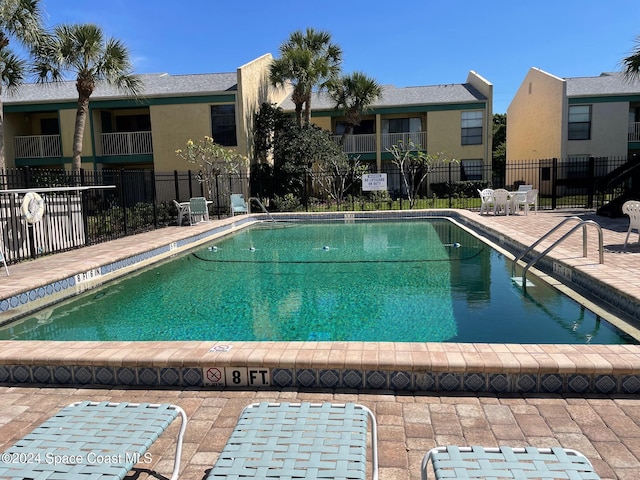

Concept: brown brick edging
[[0, 340, 638, 394]]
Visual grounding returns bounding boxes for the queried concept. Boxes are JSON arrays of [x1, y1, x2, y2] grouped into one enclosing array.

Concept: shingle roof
[[566, 71, 640, 97], [3, 72, 238, 104], [279, 82, 487, 111]]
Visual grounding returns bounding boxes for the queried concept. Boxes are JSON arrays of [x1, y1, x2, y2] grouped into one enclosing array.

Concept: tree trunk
[[294, 103, 303, 127], [340, 122, 355, 144], [72, 93, 90, 175], [292, 87, 305, 127], [303, 92, 312, 126]]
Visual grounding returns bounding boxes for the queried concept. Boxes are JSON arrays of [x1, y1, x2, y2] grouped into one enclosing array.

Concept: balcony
[[331, 133, 376, 153], [100, 131, 153, 156], [629, 122, 640, 142], [14, 135, 62, 158], [331, 132, 427, 154], [381, 132, 427, 150]]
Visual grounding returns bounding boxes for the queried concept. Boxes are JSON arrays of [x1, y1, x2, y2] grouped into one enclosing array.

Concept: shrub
[[431, 180, 490, 198], [271, 193, 302, 212]]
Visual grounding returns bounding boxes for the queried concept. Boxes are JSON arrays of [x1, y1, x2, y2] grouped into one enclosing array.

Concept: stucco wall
[[59, 108, 93, 167], [237, 53, 290, 164], [427, 110, 484, 161], [3, 113, 20, 167], [149, 103, 213, 171], [566, 101, 629, 158], [507, 67, 565, 161], [311, 117, 332, 131], [466, 71, 493, 166]]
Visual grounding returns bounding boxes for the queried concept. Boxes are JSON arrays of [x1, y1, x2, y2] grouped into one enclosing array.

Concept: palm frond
[[0, 0, 44, 49], [621, 36, 640, 81], [32, 22, 141, 97], [0, 46, 25, 90]]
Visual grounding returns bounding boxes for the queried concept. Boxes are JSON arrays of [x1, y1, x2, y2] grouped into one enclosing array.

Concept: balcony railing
[[331, 131, 427, 154], [629, 122, 640, 142], [381, 131, 427, 150], [101, 131, 153, 156], [331, 133, 376, 153], [14, 135, 62, 158]]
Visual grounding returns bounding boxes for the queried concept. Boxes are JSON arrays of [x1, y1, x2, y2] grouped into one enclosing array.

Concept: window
[[568, 105, 591, 140], [40, 118, 60, 135], [565, 155, 590, 180], [460, 159, 483, 181], [115, 114, 151, 132], [335, 119, 375, 135], [461, 111, 483, 145], [210, 105, 237, 146], [383, 117, 422, 133], [381, 118, 423, 148]]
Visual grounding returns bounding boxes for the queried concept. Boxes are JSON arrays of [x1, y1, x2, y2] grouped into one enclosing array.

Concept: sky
[[36, 0, 640, 114]]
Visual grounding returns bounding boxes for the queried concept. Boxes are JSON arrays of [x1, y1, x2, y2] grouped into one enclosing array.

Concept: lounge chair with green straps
[[207, 402, 378, 480], [422, 445, 600, 479], [0, 401, 187, 480]]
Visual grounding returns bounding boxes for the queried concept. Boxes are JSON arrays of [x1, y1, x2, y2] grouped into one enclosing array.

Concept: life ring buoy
[[21, 192, 45, 224]]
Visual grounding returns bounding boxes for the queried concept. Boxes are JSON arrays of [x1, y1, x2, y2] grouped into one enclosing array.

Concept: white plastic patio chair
[[622, 200, 640, 249], [477, 188, 494, 215], [172, 199, 190, 226], [514, 188, 538, 215], [0, 224, 7, 275], [492, 188, 511, 216], [0, 249, 7, 276]]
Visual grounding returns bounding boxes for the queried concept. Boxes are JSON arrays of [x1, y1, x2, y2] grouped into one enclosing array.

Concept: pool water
[[0, 219, 635, 344]]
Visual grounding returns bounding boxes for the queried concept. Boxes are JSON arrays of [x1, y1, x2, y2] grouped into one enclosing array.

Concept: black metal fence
[[0, 168, 245, 264], [253, 155, 632, 212], [0, 155, 635, 264]]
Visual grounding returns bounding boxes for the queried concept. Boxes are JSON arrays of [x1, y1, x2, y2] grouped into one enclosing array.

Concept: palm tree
[[622, 35, 640, 80], [269, 48, 309, 127], [33, 23, 141, 173], [270, 28, 342, 127], [0, 0, 45, 173], [328, 72, 382, 143]]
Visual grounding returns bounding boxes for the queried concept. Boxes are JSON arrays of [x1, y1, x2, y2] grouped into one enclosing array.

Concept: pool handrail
[[511, 216, 604, 291], [249, 197, 276, 222]]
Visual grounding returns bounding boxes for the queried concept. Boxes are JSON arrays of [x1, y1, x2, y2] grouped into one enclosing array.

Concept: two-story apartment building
[[3, 56, 493, 198], [508, 67, 640, 161], [507, 68, 640, 205], [280, 71, 493, 191], [2, 53, 287, 172]]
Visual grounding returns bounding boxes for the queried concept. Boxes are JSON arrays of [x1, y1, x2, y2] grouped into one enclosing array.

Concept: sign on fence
[[362, 173, 387, 191]]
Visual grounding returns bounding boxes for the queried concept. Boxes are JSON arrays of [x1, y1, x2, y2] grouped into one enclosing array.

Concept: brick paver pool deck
[[0, 208, 639, 479]]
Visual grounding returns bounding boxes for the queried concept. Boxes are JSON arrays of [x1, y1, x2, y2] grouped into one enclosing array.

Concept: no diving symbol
[[206, 367, 223, 383], [210, 344, 232, 352]]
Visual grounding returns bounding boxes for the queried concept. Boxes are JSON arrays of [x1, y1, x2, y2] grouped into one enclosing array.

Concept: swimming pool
[[0, 218, 634, 344]]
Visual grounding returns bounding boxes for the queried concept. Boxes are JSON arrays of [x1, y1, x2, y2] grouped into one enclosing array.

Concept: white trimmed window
[[568, 105, 591, 140], [461, 111, 483, 145], [460, 159, 483, 181]]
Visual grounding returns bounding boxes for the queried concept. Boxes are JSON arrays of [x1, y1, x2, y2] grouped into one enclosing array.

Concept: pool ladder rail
[[248, 197, 276, 222], [511, 216, 604, 292]]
